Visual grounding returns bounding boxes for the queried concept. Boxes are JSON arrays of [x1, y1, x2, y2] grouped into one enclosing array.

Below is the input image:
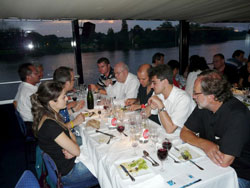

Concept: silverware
[[181, 152, 204, 170], [143, 150, 159, 166], [168, 155, 181, 163], [106, 136, 112, 144], [120, 164, 135, 181], [174, 146, 180, 152], [142, 156, 159, 166], [96, 130, 115, 137], [89, 112, 95, 117]]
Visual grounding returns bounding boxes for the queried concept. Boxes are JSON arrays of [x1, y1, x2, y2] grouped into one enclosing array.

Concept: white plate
[[116, 157, 153, 180], [90, 133, 111, 144], [170, 143, 205, 162]]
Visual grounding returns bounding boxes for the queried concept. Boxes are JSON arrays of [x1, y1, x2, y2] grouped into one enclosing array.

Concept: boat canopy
[[1, 0, 250, 22]]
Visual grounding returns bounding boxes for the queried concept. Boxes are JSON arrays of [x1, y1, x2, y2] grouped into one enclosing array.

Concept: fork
[[181, 152, 204, 170], [106, 136, 112, 144]]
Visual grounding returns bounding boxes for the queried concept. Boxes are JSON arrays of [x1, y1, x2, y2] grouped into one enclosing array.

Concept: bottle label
[[143, 129, 149, 139], [111, 118, 117, 126]]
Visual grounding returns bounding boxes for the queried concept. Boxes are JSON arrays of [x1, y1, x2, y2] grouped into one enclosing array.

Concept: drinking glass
[[130, 127, 139, 156], [150, 127, 158, 151], [72, 93, 77, 101], [117, 124, 125, 139], [157, 148, 168, 172], [162, 140, 172, 151]]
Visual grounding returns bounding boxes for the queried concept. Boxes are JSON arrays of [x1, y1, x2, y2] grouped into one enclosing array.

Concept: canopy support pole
[[72, 19, 84, 84], [179, 20, 189, 75]]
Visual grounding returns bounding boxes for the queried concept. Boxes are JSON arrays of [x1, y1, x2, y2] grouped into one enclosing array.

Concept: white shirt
[[151, 86, 196, 134], [15, 82, 38, 122], [106, 72, 140, 103], [185, 70, 202, 97]]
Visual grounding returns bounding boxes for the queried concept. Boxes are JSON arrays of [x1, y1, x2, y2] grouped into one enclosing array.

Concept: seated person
[[227, 49, 247, 70], [239, 61, 250, 88], [125, 64, 160, 124], [105, 62, 140, 103], [14, 63, 40, 136], [30, 81, 98, 187], [90, 57, 116, 94], [53, 67, 84, 129], [180, 70, 250, 188], [152, 52, 164, 67], [145, 64, 196, 134], [213, 53, 239, 86], [167, 60, 185, 90]]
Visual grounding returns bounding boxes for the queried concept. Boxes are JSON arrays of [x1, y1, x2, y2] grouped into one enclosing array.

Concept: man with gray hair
[[105, 62, 140, 102], [180, 70, 250, 188]]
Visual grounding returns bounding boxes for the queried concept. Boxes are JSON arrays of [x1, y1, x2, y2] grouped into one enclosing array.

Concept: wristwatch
[[159, 106, 166, 112]]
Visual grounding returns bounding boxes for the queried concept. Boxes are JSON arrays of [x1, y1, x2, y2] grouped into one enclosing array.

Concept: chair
[[14, 109, 37, 171], [15, 170, 40, 188], [43, 152, 89, 188]]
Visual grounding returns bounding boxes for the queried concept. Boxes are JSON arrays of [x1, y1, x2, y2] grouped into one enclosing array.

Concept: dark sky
[[1, 19, 249, 38]]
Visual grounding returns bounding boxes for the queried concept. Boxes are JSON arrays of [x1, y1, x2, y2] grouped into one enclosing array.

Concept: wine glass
[[98, 110, 102, 118], [157, 148, 168, 172], [162, 140, 172, 151], [150, 127, 158, 151], [117, 124, 125, 139], [72, 93, 77, 101]]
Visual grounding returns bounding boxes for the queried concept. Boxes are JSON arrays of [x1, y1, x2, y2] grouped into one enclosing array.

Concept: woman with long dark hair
[[31, 80, 98, 187]]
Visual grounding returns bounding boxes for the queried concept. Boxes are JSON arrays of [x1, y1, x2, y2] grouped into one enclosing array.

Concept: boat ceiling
[[0, 0, 250, 23]]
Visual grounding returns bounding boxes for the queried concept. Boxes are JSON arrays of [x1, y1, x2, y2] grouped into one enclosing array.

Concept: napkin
[[128, 174, 165, 188]]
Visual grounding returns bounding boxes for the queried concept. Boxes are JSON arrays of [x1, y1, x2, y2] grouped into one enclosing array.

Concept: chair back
[[43, 152, 59, 185], [15, 109, 27, 136], [15, 170, 40, 188]]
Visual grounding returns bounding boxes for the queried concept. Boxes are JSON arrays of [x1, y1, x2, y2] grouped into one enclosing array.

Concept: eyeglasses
[[114, 69, 124, 76]]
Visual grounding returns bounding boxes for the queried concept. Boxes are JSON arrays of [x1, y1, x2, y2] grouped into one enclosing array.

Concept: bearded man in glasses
[[180, 69, 250, 188]]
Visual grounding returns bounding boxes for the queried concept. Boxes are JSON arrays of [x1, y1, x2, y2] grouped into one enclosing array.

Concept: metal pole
[[72, 19, 84, 84], [179, 20, 189, 75]]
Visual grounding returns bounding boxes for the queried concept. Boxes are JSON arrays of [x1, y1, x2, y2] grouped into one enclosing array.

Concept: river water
[[0, 39, 249, 100]]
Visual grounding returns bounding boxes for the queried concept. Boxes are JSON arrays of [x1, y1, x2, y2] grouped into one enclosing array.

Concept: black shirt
[[38, 119, 75, 176], [185, 97, 250, 180], [223, 64, 239, 85], [137, 85, 160, 125]]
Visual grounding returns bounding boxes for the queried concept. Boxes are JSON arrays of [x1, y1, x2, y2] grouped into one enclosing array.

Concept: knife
[[96, 129, 115, 137], [120, 164, 135, 181]]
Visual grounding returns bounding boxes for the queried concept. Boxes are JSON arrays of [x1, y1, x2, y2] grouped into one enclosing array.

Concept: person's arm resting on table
[[180, 126, 235, 167]]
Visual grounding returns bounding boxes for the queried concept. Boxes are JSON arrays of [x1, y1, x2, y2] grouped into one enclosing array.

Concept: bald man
[[105, 62, 140, 102], [125, 64, 153, 110]]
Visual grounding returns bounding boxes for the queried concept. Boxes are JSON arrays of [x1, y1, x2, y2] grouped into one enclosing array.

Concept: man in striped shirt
[[90, 57, 116, 94]]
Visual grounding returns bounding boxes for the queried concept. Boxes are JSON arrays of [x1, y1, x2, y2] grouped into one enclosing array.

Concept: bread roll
[[86, 119, 100, 129]]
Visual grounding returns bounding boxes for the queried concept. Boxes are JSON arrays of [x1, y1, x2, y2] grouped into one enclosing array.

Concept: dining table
[[72, 99, 239, 188]]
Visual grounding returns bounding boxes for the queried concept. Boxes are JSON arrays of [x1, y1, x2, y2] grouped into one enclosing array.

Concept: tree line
[[0, 21, 247, 59]]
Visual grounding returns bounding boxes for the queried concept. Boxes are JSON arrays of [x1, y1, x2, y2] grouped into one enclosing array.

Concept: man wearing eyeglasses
[[105, 62, 139, 103], [145, 64, 195, 134], [180, 70, 250, 188]]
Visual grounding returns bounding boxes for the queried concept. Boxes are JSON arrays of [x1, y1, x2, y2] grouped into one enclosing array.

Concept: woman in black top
[[31, 80, 98, 187]]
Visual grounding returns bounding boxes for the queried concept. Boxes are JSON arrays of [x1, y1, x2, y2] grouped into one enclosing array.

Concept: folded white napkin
[[128, 174, 166, 188]]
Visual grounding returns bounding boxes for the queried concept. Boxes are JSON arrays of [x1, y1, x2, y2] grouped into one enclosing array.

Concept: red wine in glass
[[162, 141, 172, 151], [157, 148, 168, 161], [117, 125, 125, 133], [72, 97, 77, 101]]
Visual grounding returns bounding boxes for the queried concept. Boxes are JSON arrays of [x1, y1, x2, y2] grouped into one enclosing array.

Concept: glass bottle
[[139, 104, 149, 143], [87, 85, 94, 109]]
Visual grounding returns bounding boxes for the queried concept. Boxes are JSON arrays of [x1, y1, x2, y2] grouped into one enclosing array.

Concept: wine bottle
[[87, 85, 94, 109]]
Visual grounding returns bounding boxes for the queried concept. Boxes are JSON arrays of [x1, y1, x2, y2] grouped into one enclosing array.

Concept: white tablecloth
[[75, 110, 239, 188]]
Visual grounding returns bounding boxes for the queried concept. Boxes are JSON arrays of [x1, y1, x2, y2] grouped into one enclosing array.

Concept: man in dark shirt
[[213, 53, 239, 86], [180, 70, 250, 188], [125, 64, 160, 124], [90, 57, 116, 94]]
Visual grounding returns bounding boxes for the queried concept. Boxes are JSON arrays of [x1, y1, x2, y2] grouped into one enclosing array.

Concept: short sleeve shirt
[[185, 97, 250, 180], [97, 67, 116, 88], [38, 119, 75, 176]]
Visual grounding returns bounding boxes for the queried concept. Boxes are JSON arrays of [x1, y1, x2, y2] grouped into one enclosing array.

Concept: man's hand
[[74, 100, 85, 112], [104, 79, 113, 87], [62, 149, 75, 159], [125, 98, 137, 106], [148, 95, 164, 110], [201, 140, 224, 166], [128, 104, 141, 111], [89, 84, 98, 93]]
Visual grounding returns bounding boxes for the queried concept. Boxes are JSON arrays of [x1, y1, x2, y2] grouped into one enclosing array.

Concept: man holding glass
[[180, 70, 250, 188]]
